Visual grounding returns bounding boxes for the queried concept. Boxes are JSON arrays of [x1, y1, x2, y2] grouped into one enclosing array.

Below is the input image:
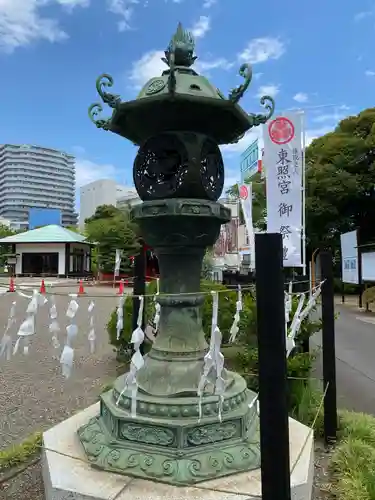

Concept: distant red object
[[8, 277, 15, 293], [117, 279, 125, 295], [40, 279, 46, 294], [78, 280, 86, 295], [257, 159, 262, 173]]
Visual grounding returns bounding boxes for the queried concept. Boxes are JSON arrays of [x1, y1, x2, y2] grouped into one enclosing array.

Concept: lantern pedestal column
[[77, 199, 262, 485]]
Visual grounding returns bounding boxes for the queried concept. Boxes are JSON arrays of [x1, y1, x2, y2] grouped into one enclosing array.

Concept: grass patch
[[0, 432, 42, 471], [292, 383, 375, 500], [330, 411, 375, 500]]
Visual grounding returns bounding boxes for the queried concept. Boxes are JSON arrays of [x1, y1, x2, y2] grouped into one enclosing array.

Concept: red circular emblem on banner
[[268, 117, 295, 145], [239, 185, 248, 200]]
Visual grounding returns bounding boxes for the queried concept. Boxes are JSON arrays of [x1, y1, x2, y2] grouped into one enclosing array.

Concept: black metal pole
[[132, 240, 146, 355], [341, 280, 345, 304], [255, 233, 291, 500], [320, 250, 337, 444], [357, 228, 363, 308]]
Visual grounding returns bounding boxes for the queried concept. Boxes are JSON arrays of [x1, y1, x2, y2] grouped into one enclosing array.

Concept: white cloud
[[238, 37, 285, 64], [354, 10, 373, 21], [75, 158, 118, 187], [57, 0, 90, 10], [293, 92, 308, 103], [365, 70, 375, 76], [0, 0, 139, 52], [128, 50, 166, 89], [221, 127, 262, 156], [0, 0, 69, 53], [190, 15, 210, 38], [203, 0, 216, 7], [311, 111, 345, 124], [198, 57, 233, 71], [128, 49, 232, 89], [71, 145, 86, 156], [256, 84, 280, 98], [107, 0, 138, 32]]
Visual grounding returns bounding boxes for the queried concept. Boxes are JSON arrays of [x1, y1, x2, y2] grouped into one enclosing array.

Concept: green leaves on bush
[[107, 280, 257, 348]]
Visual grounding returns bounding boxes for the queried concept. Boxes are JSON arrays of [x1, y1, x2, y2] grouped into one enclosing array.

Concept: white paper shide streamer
[[116, 295, 125, 341], [49, 295, 60, 349], [116, 296, 145, 417], [88, 301, 95, 354], [0, 301, 17, 360], [153, 278, 161, 333], [13, 290, 46, 356], [197, 291, 225, 422], [61, 296, 79, 378], [285, 281, 324, 357], [229, 285, 242, 343]]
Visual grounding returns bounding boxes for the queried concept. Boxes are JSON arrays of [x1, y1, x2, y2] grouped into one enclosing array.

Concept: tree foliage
[[305, 107, 375, 252], [85, 204, 139, 274], [0, 224, 17, 265]]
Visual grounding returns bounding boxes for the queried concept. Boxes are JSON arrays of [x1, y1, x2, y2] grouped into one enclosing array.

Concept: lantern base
[[77, 371, 260, 485], [43, 400, 314, 499]]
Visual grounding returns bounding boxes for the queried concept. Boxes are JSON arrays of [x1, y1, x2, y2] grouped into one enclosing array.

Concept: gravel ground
[[0, 285, 122, 449]]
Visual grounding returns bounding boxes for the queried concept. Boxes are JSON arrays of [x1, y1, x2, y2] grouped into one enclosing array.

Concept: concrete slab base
[[42, 403, 314, 500]]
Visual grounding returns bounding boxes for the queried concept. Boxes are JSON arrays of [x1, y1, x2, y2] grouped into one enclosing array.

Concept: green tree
[[85, 204, 140, 274], [305, 107, 375, 254], [0, 224, 17, 266]]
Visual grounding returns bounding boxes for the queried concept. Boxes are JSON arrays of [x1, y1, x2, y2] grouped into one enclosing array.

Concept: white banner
[[239, 182, 255, 269], [114, 249, 123, 277], [340, 230, 359, 284], [264, 112, 303, 267]]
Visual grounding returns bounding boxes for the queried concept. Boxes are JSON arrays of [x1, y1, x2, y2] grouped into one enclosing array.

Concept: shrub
[[107, 279, 158, 348], [107, 280, 258, 348], [333, 277, 359, 295], [232, 345, 316, 409]]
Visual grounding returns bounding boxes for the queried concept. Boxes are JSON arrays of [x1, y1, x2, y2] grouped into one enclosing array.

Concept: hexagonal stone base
[[42, 402, 314, 500], [77, 372, 261, 485]]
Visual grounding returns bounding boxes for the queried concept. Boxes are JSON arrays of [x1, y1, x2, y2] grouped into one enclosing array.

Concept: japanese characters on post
[[264, 112, 303, 267]]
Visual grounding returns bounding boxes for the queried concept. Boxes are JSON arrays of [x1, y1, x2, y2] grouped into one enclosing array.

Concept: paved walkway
[[313, 302, 375, 415]]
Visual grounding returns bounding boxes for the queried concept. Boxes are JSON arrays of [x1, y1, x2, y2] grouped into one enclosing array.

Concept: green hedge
[[107, 280, 257, 348], [333, 277, 360, 295]]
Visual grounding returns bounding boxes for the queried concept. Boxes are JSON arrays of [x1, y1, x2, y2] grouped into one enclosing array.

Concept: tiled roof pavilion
[[0, 225, 92, 244]]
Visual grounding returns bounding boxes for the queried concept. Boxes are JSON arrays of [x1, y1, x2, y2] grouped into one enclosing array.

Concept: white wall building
[[0, 144, 77, 227], [0, 225, 93, 277], [79, 179, 140, 228]]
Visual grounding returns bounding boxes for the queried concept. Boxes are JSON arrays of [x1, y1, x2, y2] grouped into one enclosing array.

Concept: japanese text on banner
[[264, 113, 303, 267]]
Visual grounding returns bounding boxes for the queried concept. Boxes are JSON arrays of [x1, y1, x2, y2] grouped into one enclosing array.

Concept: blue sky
[[0, 0, 374, 198]]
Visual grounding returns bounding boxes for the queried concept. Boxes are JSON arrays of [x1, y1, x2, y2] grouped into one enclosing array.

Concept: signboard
[[29, 208, 62, 229], [239, 182, 255, 269], [240, 139, 259, 182], [340, 230, 359, 284], [264, 113, 303, 267]]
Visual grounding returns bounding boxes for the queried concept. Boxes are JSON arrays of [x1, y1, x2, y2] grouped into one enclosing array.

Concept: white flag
[[239, 182, 255, 269], [264, 112, 303, 267], [114, 249, 123, 277]]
